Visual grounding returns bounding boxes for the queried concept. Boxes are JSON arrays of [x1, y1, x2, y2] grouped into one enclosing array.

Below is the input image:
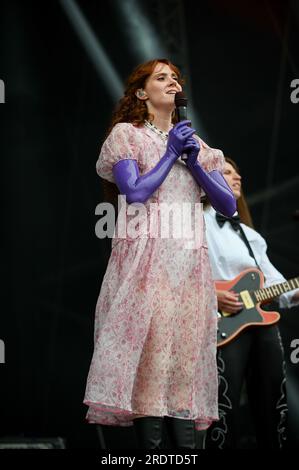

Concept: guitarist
[[204, 157, 299, 449]]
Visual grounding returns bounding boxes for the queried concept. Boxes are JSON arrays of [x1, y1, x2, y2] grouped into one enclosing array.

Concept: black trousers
[[133, 416, 197, 450], [206, 324, 288, 449]]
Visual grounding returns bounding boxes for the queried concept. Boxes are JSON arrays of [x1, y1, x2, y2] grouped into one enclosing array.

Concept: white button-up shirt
[[204, 206, 299, 309]]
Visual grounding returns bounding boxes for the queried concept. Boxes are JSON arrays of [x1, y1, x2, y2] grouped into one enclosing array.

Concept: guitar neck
[[253, 277, 299, 303]]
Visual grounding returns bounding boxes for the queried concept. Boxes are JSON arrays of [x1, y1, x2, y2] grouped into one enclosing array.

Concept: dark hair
[[224, 157, 254, 228], [203, 157, 254, 228], [101, 59, 184, 207]]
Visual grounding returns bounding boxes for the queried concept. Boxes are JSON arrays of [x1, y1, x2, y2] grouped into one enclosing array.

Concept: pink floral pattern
[[84, 123, 224, 430]]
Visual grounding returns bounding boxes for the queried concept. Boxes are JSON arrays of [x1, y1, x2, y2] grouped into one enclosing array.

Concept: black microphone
[[175, 91, 188, 121], [175, 91, 189, 161]]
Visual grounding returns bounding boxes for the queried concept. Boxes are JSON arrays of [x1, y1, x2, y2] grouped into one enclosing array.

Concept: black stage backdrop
[[1, 0, 299, 449]]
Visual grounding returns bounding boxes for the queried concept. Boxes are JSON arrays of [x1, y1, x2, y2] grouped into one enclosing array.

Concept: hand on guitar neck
[[292, 290, 299, 302]]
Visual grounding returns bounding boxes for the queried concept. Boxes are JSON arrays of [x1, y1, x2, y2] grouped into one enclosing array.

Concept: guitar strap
[[236, 224, 263, 274], [215, 212, 265, 280]]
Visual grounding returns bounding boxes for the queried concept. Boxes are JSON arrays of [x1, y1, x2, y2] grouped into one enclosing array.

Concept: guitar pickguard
[[216, 268, 291, 346], [217, 271, 263, 345]]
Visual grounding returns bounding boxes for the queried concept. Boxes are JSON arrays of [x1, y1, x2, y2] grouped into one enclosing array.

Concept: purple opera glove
[[184, 137, 236, 217], [112, 120, 196, 204]]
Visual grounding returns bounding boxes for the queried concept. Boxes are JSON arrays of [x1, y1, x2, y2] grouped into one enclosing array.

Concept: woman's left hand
[[183, 137, 200, 167], [292, 290, 299, 302]]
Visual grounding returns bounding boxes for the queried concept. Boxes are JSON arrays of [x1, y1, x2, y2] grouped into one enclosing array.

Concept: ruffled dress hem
[[84, 400, 218, 431]]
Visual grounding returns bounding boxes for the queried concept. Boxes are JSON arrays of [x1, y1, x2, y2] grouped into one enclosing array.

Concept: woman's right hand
[[112, 121, 196, 204], [216, 289, 243, 314], [167, 120, 196, 159]]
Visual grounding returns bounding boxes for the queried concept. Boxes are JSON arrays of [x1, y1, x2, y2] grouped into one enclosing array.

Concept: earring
[[137, 89, 145, 98]]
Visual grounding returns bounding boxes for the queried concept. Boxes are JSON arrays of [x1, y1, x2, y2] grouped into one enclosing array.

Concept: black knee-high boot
[[165, 417, 196, 449], [133, 417, 163, 449]]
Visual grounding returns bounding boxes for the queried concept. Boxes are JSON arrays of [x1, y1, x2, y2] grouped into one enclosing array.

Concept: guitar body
[[216, 268, 280, 347]]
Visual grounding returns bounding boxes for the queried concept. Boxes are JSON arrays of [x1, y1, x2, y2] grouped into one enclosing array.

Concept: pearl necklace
[[144, 120, 170, 141]]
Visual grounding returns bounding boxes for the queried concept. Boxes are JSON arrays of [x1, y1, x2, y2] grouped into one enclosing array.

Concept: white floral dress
[[84, 123, 224, 430]]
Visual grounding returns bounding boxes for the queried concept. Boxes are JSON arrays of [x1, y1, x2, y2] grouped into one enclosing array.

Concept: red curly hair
[[103, 59, 184, 205], [107, 58, 184, 133]]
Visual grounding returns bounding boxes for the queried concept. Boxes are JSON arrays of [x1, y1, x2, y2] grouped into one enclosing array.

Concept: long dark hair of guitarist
[[203, 157, 299, 449]]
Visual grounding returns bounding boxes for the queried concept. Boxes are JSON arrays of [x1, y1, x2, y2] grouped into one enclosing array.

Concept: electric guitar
[[217, 268, 299, 347]]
